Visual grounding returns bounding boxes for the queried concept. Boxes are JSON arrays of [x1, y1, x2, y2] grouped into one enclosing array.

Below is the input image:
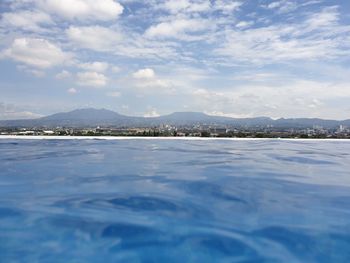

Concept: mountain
[[42, 108, 122, 121], [36, 108, 143, 127], [0, 108, 348, 129], [0, 108, 142, 128]]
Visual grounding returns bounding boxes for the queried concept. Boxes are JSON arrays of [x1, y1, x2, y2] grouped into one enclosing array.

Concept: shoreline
[[0, 135, 349, 142]]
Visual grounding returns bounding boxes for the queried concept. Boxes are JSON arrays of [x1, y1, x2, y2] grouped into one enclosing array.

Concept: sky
[[0, 0, 350, 120]]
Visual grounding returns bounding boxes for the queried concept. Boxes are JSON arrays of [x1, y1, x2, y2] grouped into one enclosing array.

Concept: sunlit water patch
[[0, 139, 350, 262]]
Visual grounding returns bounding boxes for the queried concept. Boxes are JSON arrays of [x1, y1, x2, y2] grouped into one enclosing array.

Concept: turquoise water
[[0, 139, 350, 262]]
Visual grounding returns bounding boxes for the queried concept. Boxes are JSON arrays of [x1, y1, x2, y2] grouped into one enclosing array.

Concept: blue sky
[[0, 0, 350, 120]]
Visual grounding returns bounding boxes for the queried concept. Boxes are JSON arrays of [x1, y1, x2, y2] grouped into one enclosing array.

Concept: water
[[0, 138, 350, 262]]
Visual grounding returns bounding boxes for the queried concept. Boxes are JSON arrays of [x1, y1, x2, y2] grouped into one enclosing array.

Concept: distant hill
[[0, 108, 349, 129], [42, 108, 122, 121], [0, 108, 141, 128]]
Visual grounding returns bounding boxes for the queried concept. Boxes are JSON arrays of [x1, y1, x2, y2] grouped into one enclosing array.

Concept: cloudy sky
[[0, 0, 350, 120]]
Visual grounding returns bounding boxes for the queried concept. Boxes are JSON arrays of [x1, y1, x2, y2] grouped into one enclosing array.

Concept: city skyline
[[1, 0, 350, 120]]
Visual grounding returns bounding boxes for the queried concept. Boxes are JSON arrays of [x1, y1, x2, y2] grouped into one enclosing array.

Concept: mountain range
[[0, 108, 349, 129]]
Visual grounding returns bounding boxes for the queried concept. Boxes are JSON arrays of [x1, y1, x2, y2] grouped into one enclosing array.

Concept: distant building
[[18, 131, 35, 135]]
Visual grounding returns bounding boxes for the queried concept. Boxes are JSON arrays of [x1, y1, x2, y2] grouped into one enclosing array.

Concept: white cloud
[[192, 88, 227, 102], [263, 0, 323, 14], [136, 78, 171, 90], [2, 38, 72, 68], [1, 10, 52, 32], [17, 65, 46, 77], [215, 7, 350, 64], [145, 18, 211, 40], [0, 102, 43, 120], [79, 61, 109, 72], [67, 87, 77, 94], [129, 68, 174, 93], [188, 79, 350, 119], [66, 26, 122, 52], [113, 37, 178, 59], [77, 71, 108, 87], [236, 21, 254, 28], [214, 0, 242, 14], [306, 6, 339, 29], [63, 19, 176, 60], [55, 70, 71, 79], [133, 68, 155, 79], [162, 0, 191, 13], [1, 0, 349, 119], [37, 0, 123, 21], [111, 66, 121, 73], [157, 0, 242, 16], [161, 0, 210, 14], [264, 0, 298, 13], [1, 111, 42, 120], [266, 1, 282, 9]]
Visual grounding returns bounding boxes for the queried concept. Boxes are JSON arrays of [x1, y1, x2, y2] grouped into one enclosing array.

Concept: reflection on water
[[0, 139, 350, 262]]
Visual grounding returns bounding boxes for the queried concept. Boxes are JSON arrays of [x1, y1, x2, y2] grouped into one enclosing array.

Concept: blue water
[[0, 139, 350, 263]]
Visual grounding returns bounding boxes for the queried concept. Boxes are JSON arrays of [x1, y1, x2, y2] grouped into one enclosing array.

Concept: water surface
[[0, 139, 350, 262]]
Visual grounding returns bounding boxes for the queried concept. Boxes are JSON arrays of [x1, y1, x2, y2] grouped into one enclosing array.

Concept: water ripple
[[1, 139, 350, 262]]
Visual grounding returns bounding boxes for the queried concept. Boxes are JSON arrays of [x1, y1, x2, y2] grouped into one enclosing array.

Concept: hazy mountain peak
[[42, 108, 122, 121]]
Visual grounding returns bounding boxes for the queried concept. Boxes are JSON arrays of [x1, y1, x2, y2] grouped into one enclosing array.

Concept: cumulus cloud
[[188, 78, 350, 119], [55, 70, 72, 79], [130, 68, 174, 93], [2, 38, 72, 68], [36, 0, 123, 21], [135, 78, 171, 90], [133, 68, 155, 79], [0, 10, 52, 32], [66, 26, 122, 52], [67, 87, 77, 94], [78, 61, 109, 72], [236, 21, 254, 28], [0, 0, 349, 119], [77, 71, 108, 87]]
